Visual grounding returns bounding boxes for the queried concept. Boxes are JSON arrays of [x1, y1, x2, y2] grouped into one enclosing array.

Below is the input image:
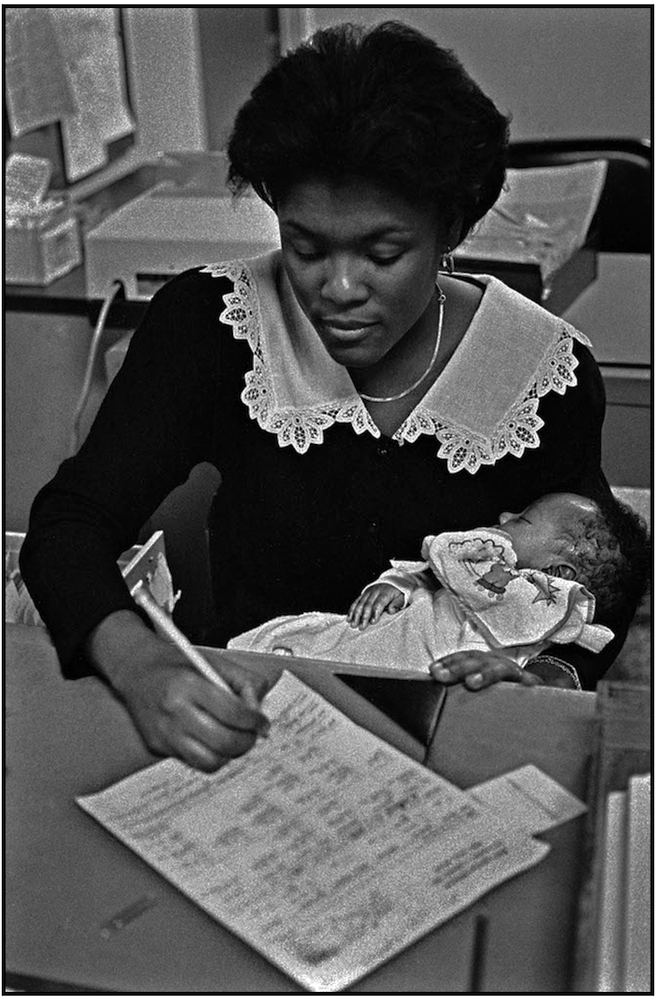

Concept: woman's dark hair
[[227, 21, 510, 242]]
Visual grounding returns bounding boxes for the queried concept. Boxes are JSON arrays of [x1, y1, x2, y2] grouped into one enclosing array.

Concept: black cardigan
[[20, 266, 619, 688]]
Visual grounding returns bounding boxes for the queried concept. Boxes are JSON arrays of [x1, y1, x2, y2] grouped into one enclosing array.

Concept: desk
[[5, 166, 158, 329], [6, 624, 599, 993]]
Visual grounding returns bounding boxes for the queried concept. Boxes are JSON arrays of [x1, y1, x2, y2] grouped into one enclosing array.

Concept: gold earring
[[440, 249, 455, 274]]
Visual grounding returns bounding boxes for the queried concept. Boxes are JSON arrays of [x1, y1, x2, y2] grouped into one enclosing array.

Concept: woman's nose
[[498, 511, 514, 525], [321, 255, 369, 304]]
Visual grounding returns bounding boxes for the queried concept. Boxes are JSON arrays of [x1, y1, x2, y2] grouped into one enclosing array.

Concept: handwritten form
[[77, 672, 549, 993], [468, 764, 587, 835]]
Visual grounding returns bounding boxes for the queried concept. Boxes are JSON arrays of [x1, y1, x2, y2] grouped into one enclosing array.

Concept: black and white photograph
[[5, 6, 652, 994]]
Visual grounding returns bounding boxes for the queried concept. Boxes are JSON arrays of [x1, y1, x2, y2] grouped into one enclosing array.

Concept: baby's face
[[493, 493, 597, 570]]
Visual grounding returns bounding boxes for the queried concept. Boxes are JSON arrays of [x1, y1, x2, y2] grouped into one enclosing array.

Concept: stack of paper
[[458, 161, 607, 284], [595, 773, 651, 992]]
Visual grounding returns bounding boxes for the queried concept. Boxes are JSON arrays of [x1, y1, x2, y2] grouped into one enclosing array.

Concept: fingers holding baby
[[430, 650, 544, 690]]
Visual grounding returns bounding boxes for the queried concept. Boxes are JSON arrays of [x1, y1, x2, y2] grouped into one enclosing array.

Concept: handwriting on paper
[[78, 671, 549, 993]]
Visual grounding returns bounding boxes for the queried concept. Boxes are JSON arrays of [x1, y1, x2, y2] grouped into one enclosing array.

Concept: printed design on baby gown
[[449, 534, 564, 606], [474, 561, 518, 598], [524, 572, 561, 606], [448, 535, 519, 601]]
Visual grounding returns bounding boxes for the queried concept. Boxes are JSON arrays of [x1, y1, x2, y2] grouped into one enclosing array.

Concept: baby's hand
[[347, 584, 405, 630]]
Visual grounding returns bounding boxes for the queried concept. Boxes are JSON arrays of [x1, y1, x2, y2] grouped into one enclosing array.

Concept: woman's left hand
[[430, 650, 544, 690]]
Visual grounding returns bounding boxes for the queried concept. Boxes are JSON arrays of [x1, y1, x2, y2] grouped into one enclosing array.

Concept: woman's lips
[[319, 320, 377, 339]]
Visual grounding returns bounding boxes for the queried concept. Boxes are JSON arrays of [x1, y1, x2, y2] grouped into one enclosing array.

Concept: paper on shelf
[[596, 789, 626, 992], [77, 671, 549, 993], [4, 8, 76, 137], [50, 8, 135, 182], [5, 154, 64, 228], [458, 161, 608, 290], [593, 774, 651, 993]]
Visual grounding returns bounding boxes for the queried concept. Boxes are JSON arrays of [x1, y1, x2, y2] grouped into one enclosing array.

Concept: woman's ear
[[548, 561, 577, 581]]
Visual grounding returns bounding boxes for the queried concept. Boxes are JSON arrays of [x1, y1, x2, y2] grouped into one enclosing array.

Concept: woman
[[21, 22, 619, 771]]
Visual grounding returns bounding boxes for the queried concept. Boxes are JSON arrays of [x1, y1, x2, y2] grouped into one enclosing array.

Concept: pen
[[132, 583, 270, 733], [131, 582, 239, 698]]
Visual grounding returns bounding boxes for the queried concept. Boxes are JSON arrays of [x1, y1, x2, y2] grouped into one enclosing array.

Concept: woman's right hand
[[87, 610, 270, 771]]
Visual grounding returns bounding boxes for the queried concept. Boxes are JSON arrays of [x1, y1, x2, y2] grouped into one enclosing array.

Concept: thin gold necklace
[[358, 284, 446, 404]]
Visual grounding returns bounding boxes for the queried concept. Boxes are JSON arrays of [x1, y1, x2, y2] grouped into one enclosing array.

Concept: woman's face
[[277, 176, 447, 369]]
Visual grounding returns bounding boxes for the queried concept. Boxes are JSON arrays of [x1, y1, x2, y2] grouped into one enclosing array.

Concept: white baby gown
[[228, 528, 614, 673]]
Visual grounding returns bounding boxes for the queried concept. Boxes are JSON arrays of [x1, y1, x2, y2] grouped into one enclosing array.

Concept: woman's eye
[[292, 244, 323, 261], [369, 250, 404, 266]]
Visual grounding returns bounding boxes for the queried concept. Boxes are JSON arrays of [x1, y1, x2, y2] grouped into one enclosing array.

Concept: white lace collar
[[201, 251, 591, 474]]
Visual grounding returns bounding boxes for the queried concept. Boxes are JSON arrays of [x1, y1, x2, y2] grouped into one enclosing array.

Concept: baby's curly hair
[[557, 496, 651, 625], [227, 21, 510, 244]]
